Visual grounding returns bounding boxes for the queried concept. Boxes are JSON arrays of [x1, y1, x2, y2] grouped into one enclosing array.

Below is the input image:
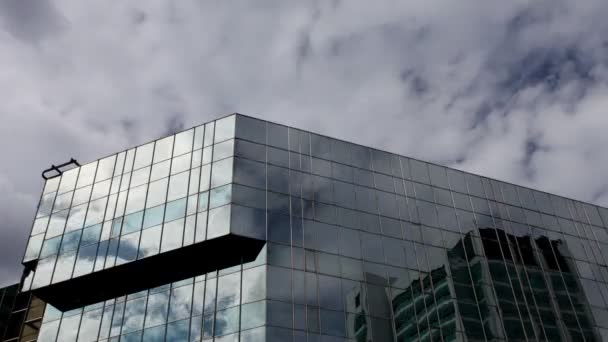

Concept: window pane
[[122, 297, 146, 334], [40, 236, 61, 258], [143, 205, 165, 229], [166, 318, 190, 340], [72, 186, 92, 206], [150, 160, 170, 181], [32, 256, 56, 288], [85, 197, 108, 227], [52, 251, 76, 283], [211, 158, 233, 188], [60, 230, 81, 254], [213, 140, 234, 161], [161, 218, 184, 252], [24, 234, 44, 261], [230, 204, 266, 240], [56, 313, 81, 342], [142, 325, 165, 342], [31, 216, 50, 236], [73, 243, 97, 277], [214, 306, 240, 336], [242, 266, 265, 303], [168, 172, 189, 202], [66, 204, 87, 232], [146, 178, 168, 208], [171, 153, 191, 175], [58, 168, 79, 193], [234, 158, 265, 189], [145, 291, 170, 327], [169, 284, 193, 321], [77, 162, 98, 188], [210, 184, 231, 209], [215, 115, 236, 143], [235, 115, 266, 144], [122, 211, 144, 235], [138, 225, 162, 259], [165, 198, 187, 223], [130, 167, 150, 188], [134, 143, 154, 170], [241, 301, 266, 330], [125, 185, 147, 215], [46, 211, 67, 238], [217, 272, 241, 310], [116, 232, 140, 265], [95, 156, 116, 182], [77, 308, 102, 342], [153, 136, 174, 163], [207, 206, 231, 239], [195, 211, 208, 243], [173, 129, 194, 156]]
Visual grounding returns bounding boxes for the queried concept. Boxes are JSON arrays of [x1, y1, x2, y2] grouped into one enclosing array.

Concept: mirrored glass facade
[[15, 114, 608, 341]]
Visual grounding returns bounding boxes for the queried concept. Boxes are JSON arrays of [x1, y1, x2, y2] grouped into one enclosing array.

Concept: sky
[[2, 0, 608, 287]]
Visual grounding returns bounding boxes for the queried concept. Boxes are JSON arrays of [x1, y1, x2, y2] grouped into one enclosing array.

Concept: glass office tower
[[15, 114, 608, 341]]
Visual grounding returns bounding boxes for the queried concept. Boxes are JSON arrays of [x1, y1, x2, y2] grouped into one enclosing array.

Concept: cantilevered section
[[31, 233, 264, 311]]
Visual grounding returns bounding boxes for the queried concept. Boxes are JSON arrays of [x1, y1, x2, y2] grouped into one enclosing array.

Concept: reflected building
[[9, 114, 608, 341]]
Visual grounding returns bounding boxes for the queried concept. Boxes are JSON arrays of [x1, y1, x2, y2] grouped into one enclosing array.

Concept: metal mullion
[[103, 152, 134, 269], [44, 167, 82, 287], [444, 193, 489, 340], [237, 262, 244, 340], [556, 227, 594, 338], [393, 158, 423, 342], [580, 206, 608, 267], [483, 204, 534, 340], [566, 200, 597, 264], [211, 270, 219, 340], [536, 228, 588, 341], [70, 161, 102, 285], [180, 128, 197, 249], [413, 241, 443, 342], [390, 158, 433, 342], [201, 122, 215, 248], [13, 290, 33, 341], [527, 226, 575, 341], [441, 174, 479, 340], [190, 131, 205, 243], [497, 206, 546, 339], [286, 127, 299, 339], [156, 135, 178, 258], [564, 201, 602, 338], [22, 177, 57, 263], [131, 149, 156, 263], [205, 121, 219, 341], [577, 218, 607, 272], [423, 209, 447, 341], [185, 276, 197, 341], [397, 157, 424, 342], [290, 127, 310, 340], [462, 184, 508, 341], [111, 299, 127, 339], [197, 276, 208, 341], [503, 220, 551, 340], [515, 193, 570, 340]]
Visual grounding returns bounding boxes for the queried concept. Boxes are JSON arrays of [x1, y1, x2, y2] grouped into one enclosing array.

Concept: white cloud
[[1, 0, 608, 286]]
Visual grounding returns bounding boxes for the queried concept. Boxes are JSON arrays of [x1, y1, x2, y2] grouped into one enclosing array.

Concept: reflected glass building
[[11, 114, 608, 341]]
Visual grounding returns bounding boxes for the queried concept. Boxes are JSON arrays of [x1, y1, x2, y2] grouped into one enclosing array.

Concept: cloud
[[1, 0, 608, 287]]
